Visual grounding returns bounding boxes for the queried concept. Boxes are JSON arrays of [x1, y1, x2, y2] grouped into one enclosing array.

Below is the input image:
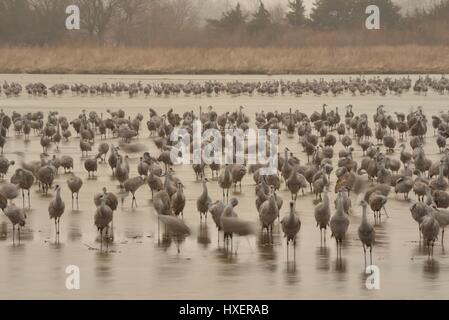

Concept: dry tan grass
[[1, 45, 449, 74]]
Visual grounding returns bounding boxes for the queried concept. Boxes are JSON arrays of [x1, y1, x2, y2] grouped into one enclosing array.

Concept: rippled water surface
[[0, 74, 448, 299]]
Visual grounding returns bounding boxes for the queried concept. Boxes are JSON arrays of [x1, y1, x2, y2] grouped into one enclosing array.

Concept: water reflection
[[284, 261, 300, 285], [95, 251, 114, 281], [257, 233, 277, 272], [316, 246, 330, 271], [215, 247, 239, 264], [156, 231, 187, 254], [333, 257, 347, 274], [423, 259, 440, 279], [197, 224, 211, 248], [67, 217, 83, 241], [0, 222, 7, 240], [157, 232, 173, 252]]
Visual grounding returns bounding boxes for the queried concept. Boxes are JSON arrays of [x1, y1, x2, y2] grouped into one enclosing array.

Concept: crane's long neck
[[100, 199, 107, 212], [322, 192, 329, 206], [225, 165, 231, 177], [362, 205, 368, 223], [336, 196, 344, 216], [289, 204, 295, 221], [55, 189, 62, 204], [269, 194, 278, 212], [426, 189, 434, 206], [322, 172, 329, 185], [202, 181, 208, 196]]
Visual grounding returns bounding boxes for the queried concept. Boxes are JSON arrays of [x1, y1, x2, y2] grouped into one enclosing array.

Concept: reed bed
[[1, 45, 449, 74]]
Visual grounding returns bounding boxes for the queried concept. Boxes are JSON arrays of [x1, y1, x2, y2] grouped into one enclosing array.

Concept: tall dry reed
[[1, 45, 448, 74]]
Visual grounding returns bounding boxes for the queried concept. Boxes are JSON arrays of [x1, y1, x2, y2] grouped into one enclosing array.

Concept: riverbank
[[1, 45, 449, 74]]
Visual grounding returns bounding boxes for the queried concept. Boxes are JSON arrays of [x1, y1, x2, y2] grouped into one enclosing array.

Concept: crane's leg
[[72, 193, 74, 210], [76, 193, 79, 210], [105, 227, 109, 251], [157, 218, 160, 244], [28, 189, 31, 209], [363, 244, 367, 267], [293, 239, 296, 260]]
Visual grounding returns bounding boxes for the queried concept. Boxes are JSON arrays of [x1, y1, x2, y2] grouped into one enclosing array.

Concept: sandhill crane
[[37, 165, 55, 194], [209, 200, 225, 244], [123, 176, 146, 208], [286, 168, 308, 201], [97, 143, 109, 162], [258, 188, 279, 236], [434, 207, 449, 244], [218, 164, 232, 202], [330, 192, 350, 257], [0, 182, 19, 203], [84, 156, 99, 178], [421, 207, 440, 257], [67, 175, 83, 210], [10, 168, 34, 209], [197, 178, 211, 221], [410, 188, 434, 240], [48, 185, 65, 242], [147, 168, 163, 199], [281, 201, 301, 259], [395, 176, 414, 200], [0, 156, 14, 179], [60, 155, 74, 173], [220, 198, 239, 248], [94, 195, 113, 250], [4, 203, 26, 244], [115, 155, 130, 189], [430, 161, 448, 191], [231, 164, 246, 192], [314, 187, 331, 243], [157, 214, 191, 253], [137, 157, 149, 177], [171, 182, 186, 217], [358, 200, 375, 266]]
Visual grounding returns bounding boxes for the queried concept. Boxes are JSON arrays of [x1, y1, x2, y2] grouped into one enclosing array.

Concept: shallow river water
[[0, 74, 448, 299]]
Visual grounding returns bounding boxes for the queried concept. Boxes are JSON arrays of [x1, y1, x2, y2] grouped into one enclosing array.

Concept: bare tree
[[167, 0, 199, 31], [114, 0, 149, 45], [28, 0, 70, 44], [77, 0, 120, 45]]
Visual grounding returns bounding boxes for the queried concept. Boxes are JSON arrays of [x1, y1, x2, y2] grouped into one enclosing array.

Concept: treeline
[[0, 0, 448, 47]]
